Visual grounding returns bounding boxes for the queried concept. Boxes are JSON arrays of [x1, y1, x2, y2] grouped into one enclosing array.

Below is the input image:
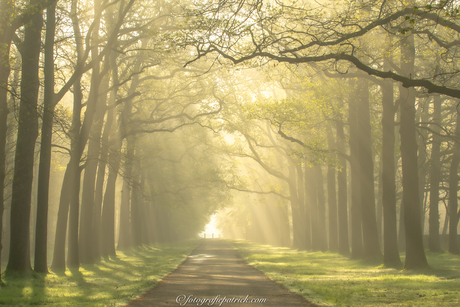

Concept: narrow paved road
[[125, 239, 318, 307]]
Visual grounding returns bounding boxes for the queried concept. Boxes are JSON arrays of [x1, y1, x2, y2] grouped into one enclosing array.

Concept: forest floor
[[231, 240, 460, 306], [0, 240, 199, 306], [125, 239, 317, 307]]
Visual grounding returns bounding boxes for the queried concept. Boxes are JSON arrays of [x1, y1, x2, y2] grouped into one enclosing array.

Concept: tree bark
[[305, 165, 318, 250], [295, 163, 307, 250], [5, 0, 43, 274], [34, 2, 56, 273], [101, 141, 122, 257], [302, 165, 312, 251], [417, 100, 429, 235], [116, 38, 145, 249], [92, 96, 115, 260], [348, 79, 364, 259], [357, 78, 382, 259], [381, 75, 402, 267], [117, 137, 136, 250], [429, 95, 442, 252], [78, 80, 108, 264], [448, 110, 460, 254], [399, 33, 429, 269], [376, 164, 383, 248], [314, 165, 328, 252], [51, 0, 84, 271], [289, 162, 304, 249], [130, 157, 144, 247], [66, 156, 82, 267], [78, 0, 106, 264], [326, 125, 338, 252], [0, 0, 15, 279], [336, 117, 350, 254]]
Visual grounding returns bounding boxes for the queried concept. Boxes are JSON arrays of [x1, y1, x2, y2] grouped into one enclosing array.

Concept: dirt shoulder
[[124, 239, 318, 307]]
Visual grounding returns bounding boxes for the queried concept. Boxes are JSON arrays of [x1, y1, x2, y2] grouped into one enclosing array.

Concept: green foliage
[[0, 240, 199, 306], [232, 240, 460, 306]]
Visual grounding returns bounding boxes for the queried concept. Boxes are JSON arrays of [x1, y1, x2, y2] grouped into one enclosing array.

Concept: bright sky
[[200, 214, 220, 238]]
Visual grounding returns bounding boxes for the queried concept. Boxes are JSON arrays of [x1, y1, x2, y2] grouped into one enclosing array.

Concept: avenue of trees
[[1, 0, 460, 283]]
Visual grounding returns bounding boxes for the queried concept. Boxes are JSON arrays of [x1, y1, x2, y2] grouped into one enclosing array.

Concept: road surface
[[125, 239, 318, 307]]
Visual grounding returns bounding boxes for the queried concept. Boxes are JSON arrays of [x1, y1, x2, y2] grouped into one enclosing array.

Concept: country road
[[125, 239, 318, 307]]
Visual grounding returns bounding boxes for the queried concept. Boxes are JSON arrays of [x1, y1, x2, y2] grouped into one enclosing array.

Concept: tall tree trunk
[[442, 210, 449, 235], [381, 75, 402, 267], [118, 137, 136, 250], [349, 79, 364, 259], [92, 38, 120, 259], [0, 0, 15, 279], [51, 0, 84, 271], [357, 78, 382, 259], [303, 164, 312, 250], [295, 163, 307, 250], [399, 33, 429, 269], [101, 140, 122, 257], [66, 50, 105, 269], [314, 166, 328, 252], [50, 83, 82, 271], [115, 34, 146, 250], [92, 96, 115, 260], [429, 95, 442, 252], [34, 2, 56, 273], [99, 39, 122, 256], [5, 0, 43, 274], [79, 0, 105, 264], [336, 117, 349, 254], [130, 157, 143, 247], [0, 42, 20, 272], [67, 157, 84, 267], [376, 164, 383, 248], [289, 162, 304, 249], [78, 81, 107, 264], [417, 100, 429, 235], [305, 165, 319, 250], [326, 125, 338, 252], [398, 199, 405, 250], [448, 110, 460, 254]]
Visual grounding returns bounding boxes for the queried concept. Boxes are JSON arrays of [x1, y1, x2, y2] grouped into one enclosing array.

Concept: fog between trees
[[1, 0, 460, 280]]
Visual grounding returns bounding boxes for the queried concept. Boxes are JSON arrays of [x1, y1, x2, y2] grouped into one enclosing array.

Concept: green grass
[[0, 240, 200, 306], [230, 240, 460, 307]]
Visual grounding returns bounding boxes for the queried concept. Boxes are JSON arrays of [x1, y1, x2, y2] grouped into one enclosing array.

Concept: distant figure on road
[[212, 233, 214, 239]]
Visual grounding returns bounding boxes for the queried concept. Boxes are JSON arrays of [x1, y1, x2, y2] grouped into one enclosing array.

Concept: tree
[[381, 58, 402, 267], [428, 95, 443, 252], [356, 77, 382, 259], [336, 116, 350, 255], [0, 0, 15, 281], [399, 32, 428, 269], [185, 1, 460, 98], [5, 0, 43, 275], [348, 78, 364, 259], [34, 1, 56, 274], [51, 0, 136, 270], [448, 108, 460, 254], [326, 125, 338, 252], [78, 0, 108, 264]]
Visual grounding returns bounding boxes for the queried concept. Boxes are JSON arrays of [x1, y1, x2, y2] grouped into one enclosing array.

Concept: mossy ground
[[0, 240, 199, 306], [230, 240, 460, 307]]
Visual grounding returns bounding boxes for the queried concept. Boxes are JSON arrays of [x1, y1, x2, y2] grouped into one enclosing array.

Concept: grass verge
[[0, 239, 200, 306], [230, 240, 460, 307]]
